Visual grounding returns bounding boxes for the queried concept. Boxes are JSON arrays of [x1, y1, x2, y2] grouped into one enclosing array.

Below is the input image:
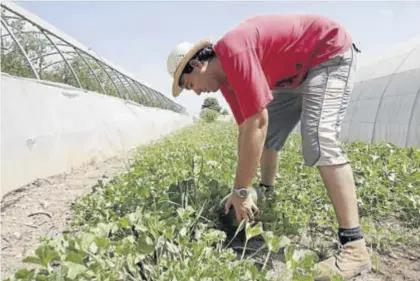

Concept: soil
[[1, 151, 136, 280], [1, 150, 419, 281]]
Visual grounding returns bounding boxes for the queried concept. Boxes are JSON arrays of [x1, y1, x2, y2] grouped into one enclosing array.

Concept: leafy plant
[[200, 108, 220, 123], [3, 121, 419, 281]]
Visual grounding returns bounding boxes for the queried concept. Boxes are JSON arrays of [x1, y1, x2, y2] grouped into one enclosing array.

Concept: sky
[[9, 0, 420, 117]]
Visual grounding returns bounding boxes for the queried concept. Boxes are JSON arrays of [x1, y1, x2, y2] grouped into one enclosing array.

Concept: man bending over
[[166, 13, 371, 280]]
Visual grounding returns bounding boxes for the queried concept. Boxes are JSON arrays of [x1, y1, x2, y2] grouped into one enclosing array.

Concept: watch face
[[239, 189, 248, 197]]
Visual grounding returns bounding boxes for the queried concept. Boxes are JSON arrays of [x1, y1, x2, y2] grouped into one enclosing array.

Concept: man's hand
[[224, 192, 259, 222]]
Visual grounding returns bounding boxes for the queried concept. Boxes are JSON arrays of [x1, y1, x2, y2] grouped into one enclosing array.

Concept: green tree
[[201, 97, 222, 113], [0, 15, 158, 109], [1, 18, 46, 79], [200, 108, 220, 123]]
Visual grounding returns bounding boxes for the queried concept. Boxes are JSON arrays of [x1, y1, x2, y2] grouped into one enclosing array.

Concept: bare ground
[[1, 150, 419, 280], [1, 151, 136, 279]]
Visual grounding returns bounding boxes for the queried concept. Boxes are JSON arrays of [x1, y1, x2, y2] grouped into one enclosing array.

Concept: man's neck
[[208, 57, 226, 84]]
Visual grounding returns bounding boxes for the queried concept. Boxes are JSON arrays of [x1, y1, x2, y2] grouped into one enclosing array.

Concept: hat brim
[[172, 38, 212, 98]]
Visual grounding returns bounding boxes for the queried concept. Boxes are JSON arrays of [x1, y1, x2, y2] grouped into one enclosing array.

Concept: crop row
[[4, 121, 419, 281]]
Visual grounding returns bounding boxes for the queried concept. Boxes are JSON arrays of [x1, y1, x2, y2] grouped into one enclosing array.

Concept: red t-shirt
[[213, 14, 352, 125]]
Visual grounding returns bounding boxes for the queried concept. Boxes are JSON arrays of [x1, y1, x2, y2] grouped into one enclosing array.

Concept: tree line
[[200, 97, 230, 123]]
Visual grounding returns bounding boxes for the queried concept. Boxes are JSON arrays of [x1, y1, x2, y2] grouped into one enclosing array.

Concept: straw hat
[[167, 38, 212, 97]]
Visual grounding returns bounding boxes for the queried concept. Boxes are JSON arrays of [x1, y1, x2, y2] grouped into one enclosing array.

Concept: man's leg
[[299, 45, 371, 280], [318, 164, 360, 228], [260, 149, 278, 187], [261, 90, 302, 190]]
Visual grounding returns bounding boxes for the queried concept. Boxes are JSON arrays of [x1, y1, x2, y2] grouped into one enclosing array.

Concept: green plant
[[4, 121, 419, 281], [200, 108, 220, 123], [201, 97, 222, 113]]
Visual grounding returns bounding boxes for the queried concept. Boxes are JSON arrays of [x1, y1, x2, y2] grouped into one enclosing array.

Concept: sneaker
[[314, 239, 372, 281]]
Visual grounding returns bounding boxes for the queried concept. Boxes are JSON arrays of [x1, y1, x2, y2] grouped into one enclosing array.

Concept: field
[[2, 120, 420, 281]]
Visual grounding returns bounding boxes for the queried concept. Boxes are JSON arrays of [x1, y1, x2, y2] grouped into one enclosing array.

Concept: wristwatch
[[232, 187, 250, 198]]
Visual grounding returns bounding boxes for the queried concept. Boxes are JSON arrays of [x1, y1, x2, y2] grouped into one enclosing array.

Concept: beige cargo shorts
[[264, 44, 358, 166]]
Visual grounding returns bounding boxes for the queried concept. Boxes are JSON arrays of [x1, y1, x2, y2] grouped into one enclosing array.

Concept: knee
[[303, 146, 349, 167], [303, 149, 320, 167]]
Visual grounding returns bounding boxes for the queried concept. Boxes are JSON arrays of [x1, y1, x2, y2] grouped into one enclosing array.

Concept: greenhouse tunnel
[[340, 35, 420, 148], [0, 2, 192, 196]]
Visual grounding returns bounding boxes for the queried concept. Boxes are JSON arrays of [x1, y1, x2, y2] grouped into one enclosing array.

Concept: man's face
[[179, 59, 221, 95]]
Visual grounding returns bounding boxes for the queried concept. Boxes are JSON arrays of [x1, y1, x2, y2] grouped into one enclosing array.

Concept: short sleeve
[[220, 84, 245, 125], [219, 49, 273, 121]]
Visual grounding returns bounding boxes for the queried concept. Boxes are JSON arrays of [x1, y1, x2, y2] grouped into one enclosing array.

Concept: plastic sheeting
[[292, 36, 420, 148], [1, 73, 193, 197], [0, 2, 187, 114], [341, 36, 420, 147]]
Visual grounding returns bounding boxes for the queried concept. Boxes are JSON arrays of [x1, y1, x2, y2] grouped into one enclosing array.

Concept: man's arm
[[215, 46, 273, 190], [237, 126, 243, 160], [234, 108, 268, 189]]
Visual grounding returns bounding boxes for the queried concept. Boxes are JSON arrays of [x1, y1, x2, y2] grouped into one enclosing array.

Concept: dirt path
[[1, 150, 136, 279]]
